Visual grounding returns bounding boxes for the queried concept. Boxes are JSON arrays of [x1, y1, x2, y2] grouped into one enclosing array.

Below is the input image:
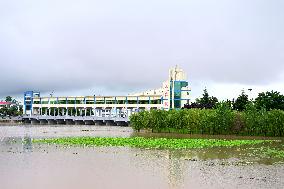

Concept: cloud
[[0, 0, 283, 99]]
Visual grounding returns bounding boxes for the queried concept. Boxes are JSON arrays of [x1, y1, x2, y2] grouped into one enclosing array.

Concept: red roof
[[0, 102, 12, 105]]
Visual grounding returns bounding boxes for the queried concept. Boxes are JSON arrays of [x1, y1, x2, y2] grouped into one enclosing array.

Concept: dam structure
[[23, 66, 191, 125]]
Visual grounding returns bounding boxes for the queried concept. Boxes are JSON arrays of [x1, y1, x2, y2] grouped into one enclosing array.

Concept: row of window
[[33, 99, 162, 105]]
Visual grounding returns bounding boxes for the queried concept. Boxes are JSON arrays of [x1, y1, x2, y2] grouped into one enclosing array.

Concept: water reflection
[[167, 153, 186, 189], [23, 136, 33, 153], [128, 148, 186, 189]]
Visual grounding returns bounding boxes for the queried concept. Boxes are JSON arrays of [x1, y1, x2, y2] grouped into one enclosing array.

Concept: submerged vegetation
[[262, 148, 284, 158], [33, 137, 277, 150], [130, 102, 284, 137]]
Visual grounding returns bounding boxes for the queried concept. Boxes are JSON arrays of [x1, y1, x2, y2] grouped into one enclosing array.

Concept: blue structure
[[24, 91, 40, 115]]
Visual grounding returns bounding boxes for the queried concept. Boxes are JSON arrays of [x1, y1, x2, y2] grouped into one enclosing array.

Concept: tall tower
[[162, 66, 190, 109], [23, 91, 40, 115]]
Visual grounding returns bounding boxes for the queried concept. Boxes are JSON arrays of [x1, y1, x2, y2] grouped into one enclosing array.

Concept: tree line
[[183, 89, 284, 111]]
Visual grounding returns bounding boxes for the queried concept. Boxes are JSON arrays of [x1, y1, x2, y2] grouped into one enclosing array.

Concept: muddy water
[[0, 125, 284, 189]]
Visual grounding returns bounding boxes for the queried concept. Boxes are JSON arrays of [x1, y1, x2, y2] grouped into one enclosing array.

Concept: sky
[[0, 0, 284, 102]]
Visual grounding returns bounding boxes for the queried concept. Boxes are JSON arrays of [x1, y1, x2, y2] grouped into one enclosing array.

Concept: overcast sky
[[0, 0, 284, 102]]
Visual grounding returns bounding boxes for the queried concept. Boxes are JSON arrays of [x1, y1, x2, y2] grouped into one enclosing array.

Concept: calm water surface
[[0, 125, 283, 189]]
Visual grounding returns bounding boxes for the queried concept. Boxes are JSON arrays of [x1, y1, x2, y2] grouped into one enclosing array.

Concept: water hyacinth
[[33, 137, 276, 150]]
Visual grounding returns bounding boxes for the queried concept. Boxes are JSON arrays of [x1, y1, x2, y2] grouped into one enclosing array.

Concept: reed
[[130, 103, 284, 137]]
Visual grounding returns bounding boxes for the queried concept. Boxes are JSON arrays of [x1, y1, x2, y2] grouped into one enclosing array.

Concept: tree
[[184, 88, 218, 109], [5, 96, 12, 102], [233, 91, 249, 111], [196, 88, 218, 109], [0, 96, 22, 117], [254, 91, 284, 111], [183, 102, 201, 109]]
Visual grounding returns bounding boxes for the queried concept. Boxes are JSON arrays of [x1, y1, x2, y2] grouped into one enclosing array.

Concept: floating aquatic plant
[[33, 137, 277, 150]]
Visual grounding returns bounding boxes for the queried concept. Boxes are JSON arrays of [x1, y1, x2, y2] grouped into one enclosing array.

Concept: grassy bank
[[130, 105, 284, 137], [33, 137, 277, 150]]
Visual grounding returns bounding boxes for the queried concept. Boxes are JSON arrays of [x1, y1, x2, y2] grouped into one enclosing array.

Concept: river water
[[0, 125, 283, 189]]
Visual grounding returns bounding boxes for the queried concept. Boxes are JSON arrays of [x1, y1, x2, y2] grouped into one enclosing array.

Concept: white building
[[23, 66, 191, 116]]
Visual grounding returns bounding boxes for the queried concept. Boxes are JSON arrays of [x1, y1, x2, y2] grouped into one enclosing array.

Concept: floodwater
[[0, 125, 284, 189]]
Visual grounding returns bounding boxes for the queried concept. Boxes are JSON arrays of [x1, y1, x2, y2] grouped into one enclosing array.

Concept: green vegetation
[[130, 103, 284, 136], [33, 137, 276, 150], [262, 148, 284, 158], [0, 96, 22, 117], [184, 88, 219, 109], [255, 91, 284, 110], [131, 89, 284, 137], [184, 89, 284, 111], [232, 91, 249, 111]]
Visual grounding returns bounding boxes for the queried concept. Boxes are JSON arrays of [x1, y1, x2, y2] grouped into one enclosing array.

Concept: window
[[106, 100, 115, 104], [150, 100, 161, 104], [67, 100, 75, 104], [58, 100, 66, 104], [33, 101, 40, 104], [75, 100, 84, 104], [95, 100, 105, 104], [128, 100, 137, 104], [174, 100, 181, 109], [41, 100, 49, 104], [139, 100, 149, 104], [174, 91, 181, 99], [49, 100, 57, 104], [86, 100, 94, 104], [117, 100, 126, 104], [181, 81, 188, 88]]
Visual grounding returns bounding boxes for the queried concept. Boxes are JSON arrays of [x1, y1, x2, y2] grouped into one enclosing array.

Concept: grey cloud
[[0, 0, 284, 97]]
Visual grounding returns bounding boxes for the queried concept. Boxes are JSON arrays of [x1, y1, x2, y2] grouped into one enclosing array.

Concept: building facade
[[23, 66, 191, 116]]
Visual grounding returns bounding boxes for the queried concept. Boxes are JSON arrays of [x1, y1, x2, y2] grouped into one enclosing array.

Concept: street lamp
[[248, 88, 253, 101], [50, 90, 54, 97]]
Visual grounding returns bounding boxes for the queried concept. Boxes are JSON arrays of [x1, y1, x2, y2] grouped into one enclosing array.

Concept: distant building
[[0, 101, 13, 109], [23, 66, 191, 116]]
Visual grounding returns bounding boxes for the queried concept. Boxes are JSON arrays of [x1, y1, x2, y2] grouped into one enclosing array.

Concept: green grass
[[33, 137, 277, 150]]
